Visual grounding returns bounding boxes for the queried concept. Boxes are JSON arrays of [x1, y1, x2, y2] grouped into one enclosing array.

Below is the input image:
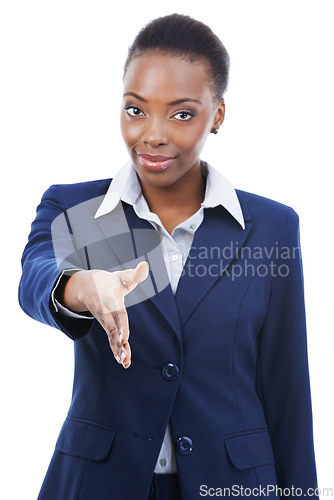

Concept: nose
[[142, 117, 169, 148]]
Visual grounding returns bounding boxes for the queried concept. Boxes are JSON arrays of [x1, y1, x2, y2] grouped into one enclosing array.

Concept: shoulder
[[237, 188, 299, 221], [41, 178, 113, 211], [236, 189, 300, 240]]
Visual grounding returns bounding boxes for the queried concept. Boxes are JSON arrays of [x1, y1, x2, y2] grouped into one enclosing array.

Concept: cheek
[[120, 116, 139, 148], [179, 123, 210, 155]]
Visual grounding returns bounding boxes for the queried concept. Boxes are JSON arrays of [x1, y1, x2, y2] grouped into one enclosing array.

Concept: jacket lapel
[[94, 200, 135, 268], [94, 199, 252, 339], [175, 204, 253, 325], [119, 203, 182, 340]]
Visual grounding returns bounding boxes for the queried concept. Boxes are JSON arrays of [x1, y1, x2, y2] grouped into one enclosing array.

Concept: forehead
[[123, 52, 213, 101]]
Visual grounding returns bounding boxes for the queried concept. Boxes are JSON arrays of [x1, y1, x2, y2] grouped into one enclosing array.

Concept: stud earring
[[211, 128, 218, 135]]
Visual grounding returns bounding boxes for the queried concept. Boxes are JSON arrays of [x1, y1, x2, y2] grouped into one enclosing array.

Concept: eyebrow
[[123, 92, 202, 106], [123, 92, 148, 102]]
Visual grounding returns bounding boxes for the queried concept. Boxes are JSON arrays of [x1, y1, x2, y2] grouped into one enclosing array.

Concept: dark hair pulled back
[[124, 13, 230, 99]]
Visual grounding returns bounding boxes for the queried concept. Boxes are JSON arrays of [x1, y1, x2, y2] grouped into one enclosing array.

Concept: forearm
[[56, 270, 91, 313]]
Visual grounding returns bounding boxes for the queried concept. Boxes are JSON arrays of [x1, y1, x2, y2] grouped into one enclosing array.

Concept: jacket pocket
[[55, 418, 117, 461], [225, 429, 275, 471]]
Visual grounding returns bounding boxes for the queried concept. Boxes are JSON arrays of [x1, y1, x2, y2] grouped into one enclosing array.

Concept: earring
[[211, 128, 218, 135]]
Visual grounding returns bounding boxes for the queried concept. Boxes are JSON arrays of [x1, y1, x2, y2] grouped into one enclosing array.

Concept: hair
[[124, 13, 230, 100]]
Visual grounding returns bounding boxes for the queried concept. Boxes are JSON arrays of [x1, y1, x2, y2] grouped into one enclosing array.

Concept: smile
[[137, 153, 176, 172]]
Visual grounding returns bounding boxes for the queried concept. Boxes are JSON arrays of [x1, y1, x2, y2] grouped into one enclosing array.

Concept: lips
[[137, 153, 176, 171]]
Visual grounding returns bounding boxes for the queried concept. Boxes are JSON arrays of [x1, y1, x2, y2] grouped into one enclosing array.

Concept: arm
[[256, 208, 318, 496], [19, 184, 149, 367], [18, 184, 91, 338]]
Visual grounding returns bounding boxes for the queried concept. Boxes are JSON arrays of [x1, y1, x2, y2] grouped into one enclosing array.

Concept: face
[[120, 51, 225, 190]]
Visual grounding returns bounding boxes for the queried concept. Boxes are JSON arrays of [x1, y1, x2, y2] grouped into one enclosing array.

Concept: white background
[[1, 0, 333, 498]]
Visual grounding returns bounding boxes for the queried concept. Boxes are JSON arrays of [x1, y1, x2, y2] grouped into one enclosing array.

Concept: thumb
[[119, 261, 150, 295], [133, 261, 150, 284]]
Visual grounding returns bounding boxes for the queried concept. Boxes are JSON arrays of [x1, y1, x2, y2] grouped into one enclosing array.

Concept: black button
[[162, 363, 179, 381], [176, 436, 193, 455]]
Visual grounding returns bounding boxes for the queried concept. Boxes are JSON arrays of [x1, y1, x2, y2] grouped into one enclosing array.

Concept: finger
[[112, 308, 131, 368], [121, 342, 131, 369], [113, 308, 129, 345], [97, 312, 126, 364]]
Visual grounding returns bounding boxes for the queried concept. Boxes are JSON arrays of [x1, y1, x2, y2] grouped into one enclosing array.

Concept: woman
[[19, 13, 318, 500]]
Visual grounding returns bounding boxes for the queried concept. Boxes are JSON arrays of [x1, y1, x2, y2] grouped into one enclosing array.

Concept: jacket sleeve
[[18, 184, 94, 340], [256, 208, 318, 496]]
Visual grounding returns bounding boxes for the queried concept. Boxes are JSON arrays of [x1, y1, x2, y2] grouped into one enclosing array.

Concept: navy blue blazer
[[19, 178, 318, 499]]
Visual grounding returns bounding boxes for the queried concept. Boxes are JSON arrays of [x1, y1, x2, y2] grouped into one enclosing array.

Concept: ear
[[211, 98, 225, 134]]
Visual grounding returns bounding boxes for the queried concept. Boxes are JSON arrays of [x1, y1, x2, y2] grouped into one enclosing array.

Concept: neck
[[139, 162, 206, 233], [141, 161, 205, 217]]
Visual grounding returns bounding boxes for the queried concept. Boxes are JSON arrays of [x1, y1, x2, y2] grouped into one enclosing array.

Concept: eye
[[173, 111, 194, 121], [125, 106, 145, 117]]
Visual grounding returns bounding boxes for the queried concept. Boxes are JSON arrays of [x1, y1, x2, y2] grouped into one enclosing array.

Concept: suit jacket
[[19, 178, 318, 499]]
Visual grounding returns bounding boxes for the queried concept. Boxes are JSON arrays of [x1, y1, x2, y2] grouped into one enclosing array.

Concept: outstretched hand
[[62, 261, 150, 368]]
